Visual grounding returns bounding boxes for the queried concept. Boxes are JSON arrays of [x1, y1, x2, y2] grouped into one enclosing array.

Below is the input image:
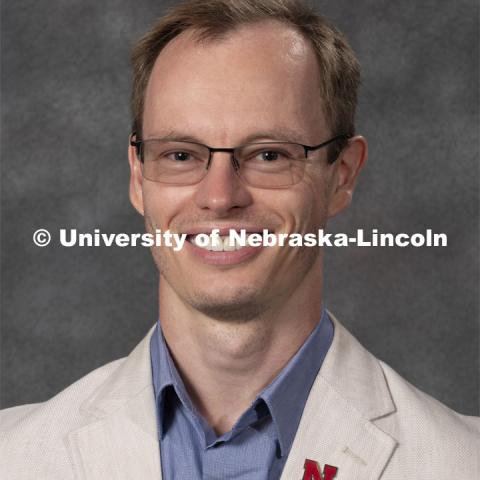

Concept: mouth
[[186, 232, 263, 252], [183, 226, 269, 265]]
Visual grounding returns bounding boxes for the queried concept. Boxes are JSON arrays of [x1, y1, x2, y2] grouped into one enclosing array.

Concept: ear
[[128, 135, 145, 216], [327, 135, 367, 218]]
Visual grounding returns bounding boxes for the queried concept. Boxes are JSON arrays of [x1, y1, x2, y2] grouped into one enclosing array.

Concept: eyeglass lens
[[140, 140, 308, 188]]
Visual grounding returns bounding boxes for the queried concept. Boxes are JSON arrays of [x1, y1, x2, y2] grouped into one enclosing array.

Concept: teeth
[[211, 236, 223, 251], [189, 234, 245, 251], [222, 236, 236, 251]]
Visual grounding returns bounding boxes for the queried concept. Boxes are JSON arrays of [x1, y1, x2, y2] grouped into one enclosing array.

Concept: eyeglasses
[[130, 134, 350, 189]]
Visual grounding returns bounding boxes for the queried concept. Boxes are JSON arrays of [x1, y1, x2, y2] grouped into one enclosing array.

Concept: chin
[[187, 286, 265, 322]]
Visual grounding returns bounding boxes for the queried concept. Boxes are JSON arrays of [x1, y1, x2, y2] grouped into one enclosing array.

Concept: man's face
[[130, 21, 355, 320]]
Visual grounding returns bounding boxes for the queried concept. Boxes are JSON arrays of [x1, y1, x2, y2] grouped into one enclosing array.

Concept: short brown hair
[[131, 0, 360, 146]]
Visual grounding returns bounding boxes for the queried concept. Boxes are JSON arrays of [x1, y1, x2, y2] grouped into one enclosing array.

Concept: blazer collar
[[65, 313, 397, 480], [321, 311, 396, 421], [280, 311, 397, 479], [65, 325, 163, 480]]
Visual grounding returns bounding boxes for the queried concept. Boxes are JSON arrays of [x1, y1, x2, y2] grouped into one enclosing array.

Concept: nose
[[193, 152, 252, 216]]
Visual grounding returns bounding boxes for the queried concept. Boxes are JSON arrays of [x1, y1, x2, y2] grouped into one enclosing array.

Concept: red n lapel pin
[[302, 459, 338, 480]]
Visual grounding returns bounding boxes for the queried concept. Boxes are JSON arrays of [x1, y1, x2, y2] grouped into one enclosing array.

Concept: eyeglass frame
[[129, 132, 352, 186]]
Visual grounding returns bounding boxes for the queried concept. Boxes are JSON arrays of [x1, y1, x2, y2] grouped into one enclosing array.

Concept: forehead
[[143, 20, 327, 143]]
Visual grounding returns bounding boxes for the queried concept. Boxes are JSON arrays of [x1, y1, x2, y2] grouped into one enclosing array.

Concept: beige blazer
[[1, 313, 479, 479]]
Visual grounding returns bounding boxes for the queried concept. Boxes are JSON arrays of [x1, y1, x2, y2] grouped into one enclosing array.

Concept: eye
[[259, 150, 280, 161], [251, 148, 292, 163], [168, 151, 191, 162]]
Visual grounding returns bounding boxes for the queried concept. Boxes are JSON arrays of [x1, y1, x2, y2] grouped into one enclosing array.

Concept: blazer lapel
[[65, 326, 163, 480], [280, 312, 398, 480], [64, 314, 397, 479]]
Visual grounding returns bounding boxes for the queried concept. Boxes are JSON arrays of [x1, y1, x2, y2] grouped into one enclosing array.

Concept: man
[[1, 0, 478, 479]]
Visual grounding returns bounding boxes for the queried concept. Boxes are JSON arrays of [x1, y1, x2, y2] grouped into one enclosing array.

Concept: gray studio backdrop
[[1, 0, 479, 415]]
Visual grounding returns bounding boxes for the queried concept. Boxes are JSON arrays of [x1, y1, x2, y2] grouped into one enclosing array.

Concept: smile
[[187, 233, 259, 251], [184, 228, 266, 266]]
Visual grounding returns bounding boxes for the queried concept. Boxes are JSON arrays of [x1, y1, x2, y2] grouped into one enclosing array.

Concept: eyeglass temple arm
[[130, 132, 145, 162], [304, 134, 351, 162], [130, 132, 140, 147], [307, 134, 351, 150]]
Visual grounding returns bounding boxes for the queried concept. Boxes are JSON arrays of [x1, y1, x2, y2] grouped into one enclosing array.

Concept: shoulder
[[0, 324, 156, 479], [378, 358, 479, 439], [327, 312, 478, 434], [1, 323, 157, 436], [0, 358, 124, 479], [376, 360, 479, 477], [323, 312, 479, 476], [1, 358, 124, 433]]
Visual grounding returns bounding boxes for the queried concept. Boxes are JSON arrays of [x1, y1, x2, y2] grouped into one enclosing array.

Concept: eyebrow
[[144, 127, 309, 146]]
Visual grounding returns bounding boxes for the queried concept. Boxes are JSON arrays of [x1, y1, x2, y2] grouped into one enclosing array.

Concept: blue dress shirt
[[150, 309, 334, 479]]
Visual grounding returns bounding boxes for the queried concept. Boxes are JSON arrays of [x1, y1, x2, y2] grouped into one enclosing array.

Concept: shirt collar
[[150, 308, 334, 454], [256, 308, 333, 455], [150, 324, 197, 439]]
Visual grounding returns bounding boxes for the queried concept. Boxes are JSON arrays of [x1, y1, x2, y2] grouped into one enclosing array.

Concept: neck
[[158, 265, 324, 435]]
